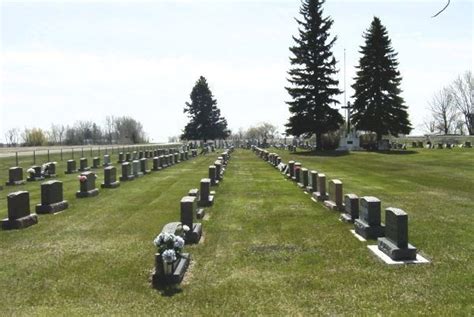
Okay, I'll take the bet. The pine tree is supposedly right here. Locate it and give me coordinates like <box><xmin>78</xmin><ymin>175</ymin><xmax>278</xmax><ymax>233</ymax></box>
<box><xmin>351</xmin><ymin>17</ymin><xmax>412</xmax><ymax>141</ymax></box>
<box><xmin>285</xmin><ymin>0</ymin><xmax>343</xmax><ymax>150</ymax></box>
<box><xmin>182</xmin><ymin>76</ymin><xmax>230</xmax><ymax>142</ymax></box>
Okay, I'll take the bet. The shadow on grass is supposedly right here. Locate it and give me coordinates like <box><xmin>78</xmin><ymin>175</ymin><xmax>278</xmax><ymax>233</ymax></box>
<box><xmin>293</xmin><ymin>150</ymin><xmax>351</xmax><ymax>157</ymax></box>
<box><xmin>153</xmin><ymin>284</ymin><xmax>183</xmax><ymax>297</ymax></box>
<box><xmin>373</xmin><ymin>150</ymin><xmax>419</xmax><ymax>155</ymax></box>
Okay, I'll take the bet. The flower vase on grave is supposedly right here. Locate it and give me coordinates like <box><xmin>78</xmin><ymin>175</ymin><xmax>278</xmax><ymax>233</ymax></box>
<box><xmin>163</xmin><ymin>260</ymin><xmax>173</xmax><ymax>275</ymax></box>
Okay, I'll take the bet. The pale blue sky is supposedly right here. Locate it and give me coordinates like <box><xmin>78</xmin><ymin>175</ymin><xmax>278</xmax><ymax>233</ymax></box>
<box><xmin>1</xmin><ymin>0</ymin><xmax>472</xmax><ymax>142</ymax></box>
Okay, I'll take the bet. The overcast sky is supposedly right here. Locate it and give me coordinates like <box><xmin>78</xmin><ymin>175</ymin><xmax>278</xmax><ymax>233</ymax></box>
<box><xmin>1</xmin><ymin>0</ymin><xmax>472</xmax><ymax>143</ymax></box>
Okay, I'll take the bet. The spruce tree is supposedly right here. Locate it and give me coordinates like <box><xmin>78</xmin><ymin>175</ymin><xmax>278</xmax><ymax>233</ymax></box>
<box><xmin>351</xmin><ymin>17</ymin><xmax>412</xmax><ymax>141</ymax></box>
<box><xmin>182</xmin><ymin>76</ymin><xmax>230</xmax><ymax>142</ymax></box>
<box><xmin>285</xmin><ymin>0</ymin><xmax>343</xmax><ymax>150</ymax></box>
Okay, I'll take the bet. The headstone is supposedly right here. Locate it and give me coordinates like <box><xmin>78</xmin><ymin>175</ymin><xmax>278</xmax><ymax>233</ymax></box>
<box><xmin>209</xmin><ymin>165</ymin><xmax>218</xmax><ymax>186</ymax></box>
<box><xmin>140</xmin><ymin>158</ymin><xmax>150</xmax><ymax>175</ymax></box>
<box><xmin>298</xmin><ymin>168</ymin><xmax>309</xmax><ymax>189</ymax></box>
<box><xmin>65</xmin><ymin>160</ymin><xmax>77</xmax><ymax>174</ymax></box>
<box><xmin>76</xmin><ymin>172</ymin><xmax>99</xmax><ymax>198</ymax></box>
<box><xmin>214</xmin><ymin>161</ymin><xmax>223</xmax><ymax>181</ymax></box>
<box><xmin>125</xmin><ymin>152</ymin><xmax>131</xmax><ymax>162</ymax></box>
<box><xmin>152</xmin><ymin>157</ymin><xmax>161</xmax><ymax>171</ymax></box>
<box><xmin>417</xmin><ymin>141</ymin><xmax>423</xmax><ymax>148</ymax></box>
<box><xmin>92</xmin><ymin>157</ymin><xmax>100</xmax><ymax>169</ymax></box>
<box><xmin>36</xmin><ymin>180</ymin><xmax>68</xmax><ymax>214</ymax></box>
<box><xmin>198</xmin><ymin>178</ymin><xmax>214</xmax><ymax>207</ymax></box>
<box><xmin>6</xmin><ymin>167</ymin><xmax>25</xmax><ymax>186</ymax></box>
<box><xmin>312</xmin><ymin>173</ymin><xmax>328</xmax><ymax>201</ymax></box>
<box><xmin>78</xmin><ymin>158</ymin><xmax>90</xmax><ymax>172</ymax></box>
<box><xmin>292</xmin><ymin>163</ymin><xmax>302</xmax><ymax>182</ymax></box>
<box><xmin>43</xmin><ymin>162</ymin><xmax>57</xmax><ymax>178</ymax></box>
<box><xmin>465</xmin><ymin>141</ymin><xmax>472</xmax><ymax>148</ymax></box>
<box><xmin>180</xmin><ymin>196</ymin><xmax>202</xmax><ymax>244</ymax></box>
<box><xmin>133</xmin><ymin>151</ymin><xmax>138</xmax><ymax>160</ymax></box>
<box><xmin>1</xmin><ymin>191</ymin><xmax>38</xmax><ymax>230</ymax></box>
<box><xmin>340</xmin><ymin>194</ymin><xmax>359</xmax><ymax>223</ymax></box>
<box><xmin>131</xmin><ymin>160</ymin><xmax>143</xmax><ymax>178</ymax></box>
<box><xmin>26</xmin><ymin>166</ymin><xmax>44</xmax><ymax>181</ymax></box>
<box><xmin>139</xmin><ymin>151</ymin><xmax>144</xmax><ymax>159</ymax></box>
<box><xmin>324</xmin><ymin>179</ymin><xmax>344</xmax><ymax>211</ymax></box>
<box><xmin>119</xmin><ymin>162</ymin><xmax>134</xmax><ymax>181</ymax></box>
<box><xmin>287</xmin><ymin>161</ymin><xmax>295</xmax><ymax>178</ymax></box>
<box><xmin>354</xmin><ymin>196</ymin><xmax>385</xmax><ymax>239</ymax></box>
<box><xmin>101</xmin><ymin>166</ymin><xmax>120</xmax><ymax>189</ymax></box>
<box><xmin>118</xmin><ymin>152</ymin><xmax>124</xmax><ymax>163</ymax></box>
<box><xmin>378</xmin><ymin>208</ymin><xmax>417</xmax><ymax>261</ymax></box>
<box><xmin>103</xmin><ymin>154</ymin><xmax>111</xmax><ymax>167</ymax></box>
<box><xmin>306</xmin><ymin>170</ymin><xmax>318</xmax><ymax>193</ymax></box>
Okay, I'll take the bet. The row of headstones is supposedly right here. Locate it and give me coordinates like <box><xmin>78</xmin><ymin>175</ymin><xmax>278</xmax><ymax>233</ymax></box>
<box><xmin>1</xmin><ymin>148</ymin><xmax>199</xmax><ymax>231</ymax></box>
<box><xmin>152</xmin><ymin>147</ymin><xmax>234</xmax><ymax>286</ymax></box>
<box><xmin>252</xmin><ymin>146</ymin><xmax>419</xmax><ymax>262</ymax></box>
<box><xmin>412</xmin><ymin>141</ymin><xmax>472</xmax><ymax>149</ymax></box>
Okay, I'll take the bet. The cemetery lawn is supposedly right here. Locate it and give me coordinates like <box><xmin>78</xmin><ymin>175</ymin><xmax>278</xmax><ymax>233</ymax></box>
<box><xmin>0</xmin><ymin>148</ymin><xmax>473</xmax><ymax>315</ymax></box>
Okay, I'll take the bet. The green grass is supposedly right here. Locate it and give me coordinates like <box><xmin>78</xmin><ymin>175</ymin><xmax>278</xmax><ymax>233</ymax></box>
<box><xmin>0</xmin><ymin>148</ymin><xmax>473</xmax><ymax>315</ymax></box>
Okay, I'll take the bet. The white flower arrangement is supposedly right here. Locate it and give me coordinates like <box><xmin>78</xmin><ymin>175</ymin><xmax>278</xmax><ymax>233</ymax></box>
<box><xmin>162</xmin><ymin>249</ymin><xmax>177</xmax><ymax>264</ymax></box>
<box><xmin>153</xmin><ymin>231</ymin><xmax>185</xmax><ymax>263</ymax></box>
<box><xmin>26</xmin><ymin>168</ymin><xmax>35</xmax><ymax>174</ymax></box>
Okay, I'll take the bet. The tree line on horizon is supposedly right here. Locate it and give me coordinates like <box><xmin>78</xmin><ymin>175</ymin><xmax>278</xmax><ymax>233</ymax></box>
<box><xmin>4</xmin><ymin>116</ymin><xmax>148</xmax><ymax>147</ymax></box>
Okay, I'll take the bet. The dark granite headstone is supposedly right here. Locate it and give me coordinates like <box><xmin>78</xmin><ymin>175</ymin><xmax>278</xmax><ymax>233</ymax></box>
<box><xmin>125</xmin><ymin>152</ymin><xmax>131</xmax><ymax>162</ymax></box>
<box><xmin>287</xmin><ymin>161</ymin><xmax>295</xmax><ymax>178</ymax></box>
<box><xmin>119</xmin><ymin>162</ymin><xmax>134</xmax><ymax>181</ymax></box>
<box><xmin>132</xmin><ymin>160</ymin><xmax>143</xmax><ymax>178</ymax></box>
<box><xmin>6</xmin><ymin>167</ymin><xmax>25</xmax><ymax>186</ymax></box>
<box><xmin>103</xmin><ymin>154</ymin><xmax>111</xmax><ymax>167</ymax></box>
<box><xmin>2</xmin><ymin>191</ymin><xmax>38</xmax><ymax>230</ymax></box>
<box><xmin>140</xmin><ymin>158</ymin><xmax>150</xmax><ymax>175</ymax></box>
<box><xmin>209</xmin><ymin>165</ymin><xmax>218</xmax><ymax>186</ymax></box>
<box><xmin>27</xmin><ymin>166</ymin><xmax>44</xmax><ymax>181</ymax></box>
<box><xmin>43</xmin><ymin>162</ymin><xmax>57</xmax><ymax>178</ymax></box>
<box><xmin>101</xmin><ymin>166</ymin><xmax>120</xmax><ymax>189</ymax></box>
<box><xmin>306</xmin><ymin>170</ymin><xmax>318</xmax><ymax>193</ymax></box>
<box><xmin>79</xmin><ymin>158</ymin><xmax>90</xmax><ymax>172</ymax></box>
<box><xmin>198</xmin><ymin>178</ymin><xmax>214</xmax><ymax>207</ymax></box>
<box><xmin>152</xmin><ymin>157</ymin><xmax>161</xmax><ymax>171</ymax></box>
<box><xmin>378</xmin><ymin>208</ymin><xmax>417</xmax><ymax>260</ymax></box>
<box><xmin>340</xmin><ymin>194</ymin><xmax>359</xmax><ymax>223</ymax></box>
<box><xmin>92</xmin><ymin>157</ymin><xmax>100</xmax><ymax>169</ymax></box>
<box><xmin>293</xmin><ymin>162</ymin><xmax>302</xmax><ymax>182</ymax></box>
<box><xmin>354</xmin><ymin>196</ymin><xmax>385</xmax><ymax>239</ymax></box>
<box><xmin>298</xmin><ymin>168</ymin><xmax>309</xmax><ymax>189</ymax></box>
<box><xmin>76</xmin><ymin>172</ymin><xmax>99</xmax><ymax>198</ymax></box>
<box><xmin>214</xmin><ymin>161</ymin><xmax>222</xmax><ymax>181</ymax></box>
<box><xmin>118</xmin><ymin>152</ymin><xmax>124</xmax><ymax>163</ymax></box>
<box><xmin>65</xmin><ymin>160</ymin><xmax>77</xmax><ymax>174</ymax></box>
<box><xmin>36</xmin><ymin>180</ymin><xmax>69</xmax><ymax>214</ymax></box>
<box><xmin>180</xmin><ymin>196</ymin><xmax>202</xmax><ymax>244</ymax></box>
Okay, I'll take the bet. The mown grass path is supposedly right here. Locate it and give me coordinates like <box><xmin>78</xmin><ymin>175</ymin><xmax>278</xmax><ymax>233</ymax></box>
<box><xmin>0</xmin><ymin>149</ymin><xmax>472</xmax><ymax>315</ymax></box>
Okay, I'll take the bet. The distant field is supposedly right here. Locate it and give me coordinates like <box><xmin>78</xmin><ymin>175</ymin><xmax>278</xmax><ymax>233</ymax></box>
<box><xmin>0</xmin><ymin>148</ymin><xmax>472</xmax><ymax>315</ymax></box>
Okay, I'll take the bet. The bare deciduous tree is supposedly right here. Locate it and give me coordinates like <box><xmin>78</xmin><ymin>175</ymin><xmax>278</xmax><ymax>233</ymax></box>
<box><xmin>4</xmin><ymin>128</ymin><xmax>20</xmax><ymax>146</ymax></box>
<box><xmin>450</xmin><ymin>71</ymin><xmax>473</xmax><ymax>135</ymax></box>
<box><xmin>428</xmin><ymin>87</ymin><xmax>458</xmax><ymax>135</ymax></box>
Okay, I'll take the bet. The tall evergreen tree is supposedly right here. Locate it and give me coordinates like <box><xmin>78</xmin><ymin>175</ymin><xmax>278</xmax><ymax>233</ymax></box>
<box><xmin>351</xmin><ymin>17</ymin><xmax>412</xmax><ymax>141</ymax></box>
<box><xmin>182</xmin><ymin>76</ymin><xmax>230</xmax><ymax>142</ymax></box>
<box><xmin>285</xmin><ymin>0</ymin><xmax>343</xmax><ymax>150</ymax></box>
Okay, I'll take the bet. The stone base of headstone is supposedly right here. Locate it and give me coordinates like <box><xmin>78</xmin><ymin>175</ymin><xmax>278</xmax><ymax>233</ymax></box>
<box><xmin>198</xmin><ymin>195</ymin><xmax>214</xmax><ymax>207</ymax></box>
<box><xmin>377</xmin><ymin>237</ymin><xmax>417</xmax><ymax>261</ymax></box>
<box><xmin>340</xmin><ymin>213</ymin><xmax>355</xmax><ymax>223</ymax></box>
<box><xmin>151</xmin><ymin>253</ymin><xmax>190</xmax><ymax>287</ymax></box>
<box><xmin>211</xmin><ymin>180</ymin><xmax>219</xmax><ymax>187</ymax></box>
<box><xmin>297</xmin><ymin>182</ymin><xmax>305</xmax><ymax>189</ymax></box>
<box><xmin>312</xmin><ymin>191</ymin><xmax>328</xmax><ymax>202</ymax></box>
<box><xmin>324</xmin><ymin>200</ymin><xmax>344</xmax><ymax>212</ymax></box>
<box><xmin>44</xmin><ymin>173</ymin><xmax>57</xmax><ymax>179</ymax></box>
<box><xmin>142</xmin><ymin>169</ymin><xmax>151</xmax><ymax>175</ymax></box>
<box><xmin>5</xmin><ymin>180</ymin><xmax>26</xmax><ymax>186</ymax></box>
<box><xmin>36</xmin><ymin>200</ymin><xmax>69</xmax><ymax>214</ymax></box>
<box><xmin>184</xmin><ymin>223</ymin><xmax>202</xmax><ymax>244</ymax></box>
<box><xmin>78</xmin><ymin>168</ymin><xmax>90</xmax><ymax>172</ymax></box>
<box><xmin>119</xmin><ymin>175</ymin><xmax>135</xmax><ymax>182</ymax></box>
<box><xmin>134</xmin><ymin>172</ymin><xmax>144</xmax><ymax>178</ymax></box>
<box><xmin>152</xmin><ymin>166</ymin><xmax>162</xmax><ymax>172</ymax></box>
<box><xmin>188</xmin><ymin>189</ymin><xmax>199</xmax><ymax>197</ymax></box>
<box><xmin>65</xmin><ymin>170</ymin><xmax>77</xmax><ymax>175</ymax></box>
<box><xmin>305</xmin><ymin>186</ymin><xmax>314</xmax><ymax>193</ymax></box>
<box><xmin>354</xmin><ymin>220</ymin><xmax>385</xmax><ymax>240</ymax></box>
<box><xmin>196</xmin><ymin>208</ymin><xmax>205</xmax><ymax>220</ymax></box>
<box><xmin>1</xmin><ymin>214</ymin><xmax>38</xmax><ymax>230</ymax></box>
<box><xmin>27</xmin><ymin>176</ymin><xmax>45</xmax><ymax>182</ymax></box>
<box><xmin>76</xmin><ymin>188</ymin><xmax>99</xmax><ymax>198</ymax></box>
<box><xmin>101</xmin><ymin>181</ymin><xmax>120</xmax><ymax>189</ymax></box>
